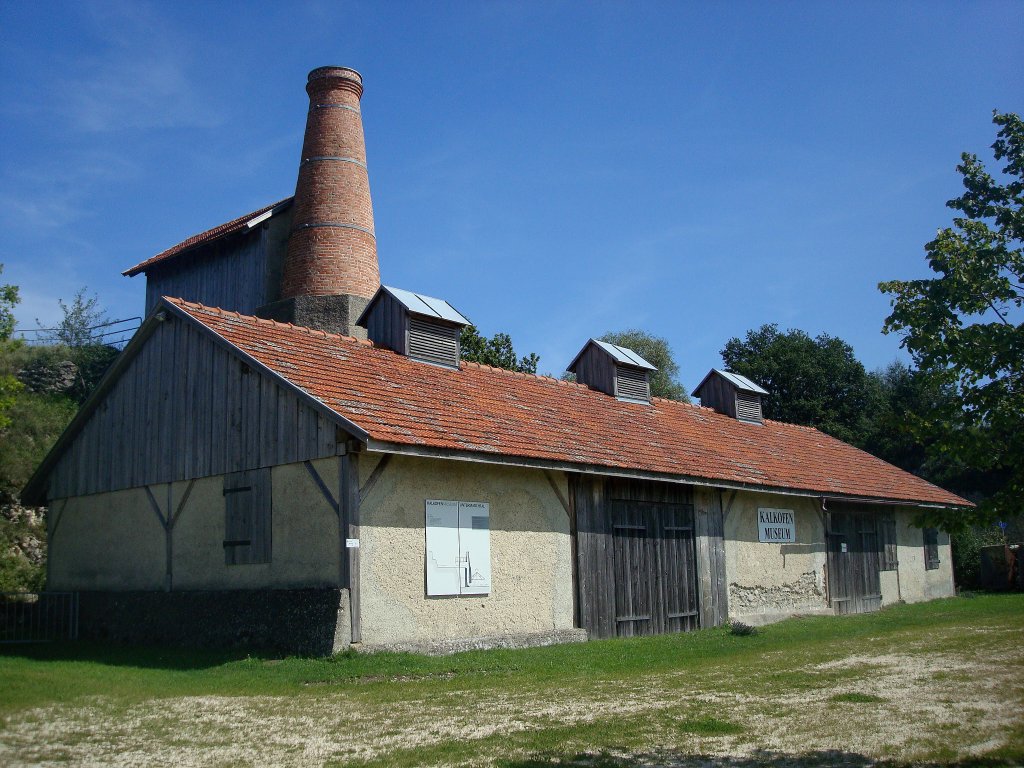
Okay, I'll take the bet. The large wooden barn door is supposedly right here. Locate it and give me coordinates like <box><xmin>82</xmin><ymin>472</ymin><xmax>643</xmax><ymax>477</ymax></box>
<box><xmin>573</xmin><ymin>475</ymin><xmax>714</xmax><ymax>639</ymax></box>
<box><xmin>826</xmin><ymin>509</ymin><xmax>882</xmax><ymax>615</ymax></box>
<box><xmin>608</xmin><ymin>499</ymin><xmax>699</xmax><ymax>638</ymax></box>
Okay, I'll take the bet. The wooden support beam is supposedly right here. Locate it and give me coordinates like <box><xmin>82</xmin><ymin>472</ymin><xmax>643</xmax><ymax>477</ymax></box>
<box><xmin>544</xmin><ymin>470</ymin><xmax>570</xmax><ymax>516</ymax></box>
<box><xmin>694</xmin><ymin>487</ymin><xmax>728</xmax><ymax>629</ymax></box>
<box><xmin>143</xmin><ymin>485</ymin><xmax>168</xmax><ymax>528</ymax></box>
<box><xmin>304</xmin><ymin>460</ymin><xmax>340</xmax><ymax>515</ymax></box>
<box><xmin>359</xmin><ymin>453</ymin><xmax>391</xmax><ymax>505</ymax></box>
<box><xmin>169</xmin><ymin>479</ymin><xmax>196</xmax><ymax>528</ymax></box>
<box><xmin>45</xmin><ymin>498</ymin><xmax>69</xmax><ymax>588</ymax></box>
<box><xmin>340</xmin><ymin>452</ymin><xmax>361</xmax><ymax>643</ymax></box>
<box><xmin>144</xmin><ymin>485</ymin><xmax>174</xmax><ymax>592</ymax></box>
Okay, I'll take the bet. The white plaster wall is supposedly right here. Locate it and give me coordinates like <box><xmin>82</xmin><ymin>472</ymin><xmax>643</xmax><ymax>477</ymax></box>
<box><xmin>48</xmin><ymin>457</ymin><xmax>341</xmax><ymax>592</ymax></box>
<box><xmin>357</xmin><ymin>455</ymin><xmax>574</xmax><ymax>646</ymax></box>
<box><xmin>889</xmin><ymin>508</ymin><xmax>956</xmax><ymax>603</ymax></box>
<box><xmin>723</xmin><ymin>491</ymin><xmax>830</xmax><ymax>624</ymax></box>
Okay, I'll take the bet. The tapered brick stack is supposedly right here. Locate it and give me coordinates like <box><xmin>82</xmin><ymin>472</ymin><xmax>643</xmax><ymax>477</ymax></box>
<box><xmin>258</xmin><ymin>66</ymin><xmax>380</xmax><ymax>337</ymax></box>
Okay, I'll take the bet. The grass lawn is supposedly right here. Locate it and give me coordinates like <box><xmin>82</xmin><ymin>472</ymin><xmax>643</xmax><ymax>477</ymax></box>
<box><xmin>1</xmin><ymin>593</ymin><xmax>1022</xmax><ymax>767</ymax></box>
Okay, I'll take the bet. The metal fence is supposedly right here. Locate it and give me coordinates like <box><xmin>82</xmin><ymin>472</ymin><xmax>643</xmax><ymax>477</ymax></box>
<box><xmin>0</xmin><ymin>592</ymin><xmax>79</xmax><ymax>643</ymax></box>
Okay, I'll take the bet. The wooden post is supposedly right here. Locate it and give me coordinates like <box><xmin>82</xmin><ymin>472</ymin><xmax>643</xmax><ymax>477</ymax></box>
<box><xmin>340</xmin><ymin>450</ymin><xmax>361</xmax><ymax>643</ymax></box>
<box><xmin>694</xmin><ymin>487</ymin><xmax>727</xmax><ymax>628</ymax></box>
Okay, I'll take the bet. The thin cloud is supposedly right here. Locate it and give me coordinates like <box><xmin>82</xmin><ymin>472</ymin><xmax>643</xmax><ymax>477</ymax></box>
<box><xmin>58</xmin><ymin>1</ymin><xmax>222</xmax><ymax>133</ymax></box>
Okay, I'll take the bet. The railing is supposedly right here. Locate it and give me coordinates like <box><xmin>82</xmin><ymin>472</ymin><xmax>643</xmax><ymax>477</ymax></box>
<box><xmin>0</xmin><ymin>592</ymin><xmax>79</xmax><ymax>643</ymax></box>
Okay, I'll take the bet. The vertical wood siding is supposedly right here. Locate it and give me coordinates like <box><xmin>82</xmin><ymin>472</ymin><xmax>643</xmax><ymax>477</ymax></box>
<box><xmin>47</xmin><ymin>316</ymin><xmax>340</xmax><ymax>500</ymax></box>
<box><xmin>695</xmin><ymin>375</ymin><xmax>738</xmax><ymax>419</ymax></box>
<box><xmin>144</xmin><ymin>224</ymin><xmax>279</xmax><ymax>315</ymax></box>
<box><xmin>364</xmin><ymin>290</ymin><xmax>409</xmax><ymax>355</ymax></box>
<box><xmin>571</xmin><ymin>345</ymin><xmax>615</xmax><ymax>397</ymax></box>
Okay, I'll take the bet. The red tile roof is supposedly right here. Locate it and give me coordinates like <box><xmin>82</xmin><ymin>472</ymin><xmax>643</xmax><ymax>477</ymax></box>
<box><xmin>123</xmin><ymin>198</ymin><xmax>293</xmax><ymax>276</ymax></box>
<box><xmin>166</xmin><ymin>297</ymin><xmax>970</xmax><ymax>508</ymax></box>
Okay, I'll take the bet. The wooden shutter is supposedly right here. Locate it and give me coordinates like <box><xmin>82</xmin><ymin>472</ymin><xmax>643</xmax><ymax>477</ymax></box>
<box><xmin>878</xmin><ymin>512</ymin><xmax>898</xmax><ymax>571</ymax></box>
<box><xmin>223</xmin><ymin>468</ymin><xmax>272</xmax><ymax>565</ymax></box>
<box><xmin>615</xmin><ymin>365</ymin><xmax>650</xmax><ymax>402</ymax></box>
<box><xmin>734</xmin><ymin>391</ymin><xmax>763</xmax><ymax>423</ymax></box>
<box><xmin>923</xmin><ymin>527</ymin><xmax>940</xmax><ymax>570</ymax></box>
<box><xmin>407</xmin><ymin>317</ymin><xmax>460</xmax><ymax>367</ymax></box>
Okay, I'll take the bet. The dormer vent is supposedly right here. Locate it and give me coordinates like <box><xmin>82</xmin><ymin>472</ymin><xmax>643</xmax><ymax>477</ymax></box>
<box><xmin>692</xmin><ymin>369</ymin><xmax>769</xmax><ymax>424</ymax></box>
<box><xmin>567</xmin><ymin>339</ymin><xmax>657</xmax><ymax>403</ymax></box>
<box><xmin>356</xmin><ymin>285</ymin><xmax>470</xmax><ymax>368</ymax></box>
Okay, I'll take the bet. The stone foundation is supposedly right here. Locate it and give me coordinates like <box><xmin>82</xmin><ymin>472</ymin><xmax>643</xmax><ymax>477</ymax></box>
<box><xmin>360</xmin><ymin>627</ymin><xmax>588</xmax><ymax>656</ymax></box>
<box><xmin>77</xmin><ymin>588</ymin><xmax>350</xmax><ymax>656</ymax></box>
<box><xmin>256</xmin><ymin>294</ymin><xmax>369</xmax><ymax>338</ymax></box>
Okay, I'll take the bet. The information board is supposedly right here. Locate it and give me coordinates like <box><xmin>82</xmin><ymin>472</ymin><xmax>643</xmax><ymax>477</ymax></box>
<box><xmin>425</xmin><ymin>500</ymin><xmax>491</xmax><ymax>596</ymax></box>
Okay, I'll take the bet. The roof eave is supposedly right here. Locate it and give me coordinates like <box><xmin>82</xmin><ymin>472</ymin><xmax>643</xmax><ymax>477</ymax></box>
<box><xmin>363</xmin><ymin>438</ymin><xmax>971</xmax><ymax>510</ymax></box>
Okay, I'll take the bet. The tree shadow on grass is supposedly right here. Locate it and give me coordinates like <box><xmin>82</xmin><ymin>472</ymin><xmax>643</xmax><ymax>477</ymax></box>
<box><xmin>0</xmin><ymin>640</ymin><xmax>280</xmax><ymax>670</ymax></box>
<box><xmin>497</xmin><ymin>749</ymin><xmax>1019</xmax><ymax>768</ymax></box>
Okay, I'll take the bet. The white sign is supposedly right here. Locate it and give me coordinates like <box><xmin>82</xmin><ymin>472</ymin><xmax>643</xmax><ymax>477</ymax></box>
<box><xmin>345</xmin><ymin>538</ymin><xmax>360</xmax><ymax>549</ymax></box>
<box><xmin>425</xmin><ymin>500</ymin><xmax>491</xmax><ymax>596</ymax></box>
<box><xmin>758</xmin><ymin>508</ymin><xmax>796</xmax><ymax>543</ymax></box>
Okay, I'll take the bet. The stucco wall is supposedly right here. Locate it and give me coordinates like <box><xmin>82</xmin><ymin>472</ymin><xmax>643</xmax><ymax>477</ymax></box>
<box><xmin>357</xmin><ymin>454</ymin><xmax>574</xmax><ymax>647</ymax></box>
<box><xmin>48</xmin><ymin>489</ymin><xmax>166</xmax><ymax>591</ymax></box>
<box><xmin>48</xmin><ymin>457</ymin><xmax>341</xmax><ymax>592</ymax></box>
<box><xmin>887</xmin><ymin>508</ymin><xmax>956</xmax><ymax>603</ymax></box>
<box><xmin>723</xmin><ymin>491</ymin><xmax>830</xmax><ymax>624</ymax></box>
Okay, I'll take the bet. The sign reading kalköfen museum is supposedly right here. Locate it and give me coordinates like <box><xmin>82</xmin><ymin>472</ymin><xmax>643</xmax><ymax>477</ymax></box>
<box><xmin>758</xmin><ymin>508</ymin><xmax>796</xmax><ymax>543</ymax></box>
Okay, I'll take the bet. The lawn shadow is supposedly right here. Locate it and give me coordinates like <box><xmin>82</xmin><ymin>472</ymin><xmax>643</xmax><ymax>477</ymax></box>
<box><xmin>0</xmin><ymin>640</ymin><xmax>281</xmax><ymax>670</ymax></box>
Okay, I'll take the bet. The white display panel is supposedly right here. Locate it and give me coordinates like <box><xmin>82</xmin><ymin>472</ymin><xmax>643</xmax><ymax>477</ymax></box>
<box><xmin>425</xmin><ymin>500</ymin><xmax>490</xmax><ymax>596</ymax></box>
<box><xmin>458</xmin><ymin>502</ymin><xmax>491</xmax><ymax>595</ymax></box>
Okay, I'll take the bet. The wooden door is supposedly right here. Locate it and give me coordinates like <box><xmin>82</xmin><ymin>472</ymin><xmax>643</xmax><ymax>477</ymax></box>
<box><xmin>610</xmin><ymin>500</ymin><xmax>698</xmax><ymax>637</ymax></box>
<box><xmin>827</xmin><ymin>509</ymin><xmax>882</xmax><ymax>614</ymax></box>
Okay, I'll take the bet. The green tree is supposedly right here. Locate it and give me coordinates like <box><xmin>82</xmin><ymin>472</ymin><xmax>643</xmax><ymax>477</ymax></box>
<box><xmin>720</xmin><ymin>324</ymin><xmax>876</xmax><ymax>445</ymax></box>
<box><xmin>0</xmin><ymin>264</ymin><xmax>18</xmax><ymax>342</ymax></box>
<box><xmin>41</xmin><ymin>288</ymin><xmax>107</xmax><ymax>347</ymax></box>
<box><xmin>36</xmin><ymin>289</ymin><xmax>120</xmax><ymax>403</ymax></box>
<box><xmin>460</xmin><ymin>325</ymin><xmax>540</xmax><ymax>374</ymax></box>
<box><xmin>598</xmin><ymin>329</ymin><xmax>689</xmax><ymax>402</ymax></box>
<box><xmin>0</xmin><ymin>264</ymin><xmax>24</xmax><ymax>430</ymax></box>
<box><xmin>880</xmin><ymin>111</ymin><xmax>1023</xmax><ymax>524</ymax></box>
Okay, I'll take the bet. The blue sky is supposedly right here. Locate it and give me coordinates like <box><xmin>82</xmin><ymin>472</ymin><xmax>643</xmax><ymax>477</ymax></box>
<box><xmin>1</xmin><ymin>1</ymin><xmax>1020</xmax><ymax>385</ymax></box>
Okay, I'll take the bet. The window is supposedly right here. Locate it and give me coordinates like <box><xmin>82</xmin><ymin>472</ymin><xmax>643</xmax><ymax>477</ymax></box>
<box><xmin>923</xmin><ymin>527</ymin><xmax>940</xmax><ymax>571</ymax></box>
<box><xmin>223</xmin><ymin>468</ymin><xmax>272</xmax><ymax>565</ymax></box>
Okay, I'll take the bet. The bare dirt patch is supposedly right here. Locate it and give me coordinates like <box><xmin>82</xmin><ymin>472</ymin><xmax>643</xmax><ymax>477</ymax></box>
<box><xmin>1</xmin><ymin>627</ymin><xmax>1022</xmax><ymax>766</ymax></box>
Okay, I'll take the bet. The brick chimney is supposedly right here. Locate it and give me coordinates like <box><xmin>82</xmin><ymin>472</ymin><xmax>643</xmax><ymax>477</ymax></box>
<box><xmin>257</xmin><ymin>66</ymin><xmax>380</xmax><ymax>337</ymax></box>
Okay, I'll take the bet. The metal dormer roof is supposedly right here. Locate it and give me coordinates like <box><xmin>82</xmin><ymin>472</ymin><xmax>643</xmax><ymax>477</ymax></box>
<box><xmin>356</xmin><ymin>285</ymin><xmax>471</xmax><ymax>327</ymax></box>
<box><xmin>692</xmin><ymin>368</ymin><xmax>769</xmax><ymax>397</ymax></box>
<box><xmin>567</xmin><ymin>338</ymin><xmax>657</xmax><ymax>372</ymax></box>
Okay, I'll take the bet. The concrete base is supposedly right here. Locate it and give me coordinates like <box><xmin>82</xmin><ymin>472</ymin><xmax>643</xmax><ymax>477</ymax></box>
<box><xmin>360</xmin><ymin>627</ymin><xmax>588</xmax><ymax>656</ymax></box>
<box><xmin>256</xmin><ymin>294</ymin><xmax>369</xmax><ymax>339</ymax></box>
<box><xmin>730</xmin><ymin>608</ymin><xmax>834</xmax><ymax>627</ymax></box>
<box><xmin>77</xmin><ymin>588</ymin><xmax>350</xmax><ymax>656</ymax></box>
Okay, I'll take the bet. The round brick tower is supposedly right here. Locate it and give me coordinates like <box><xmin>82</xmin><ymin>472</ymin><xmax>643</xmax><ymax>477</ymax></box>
<box><xmin>259</xmin><ymin>66</ymin><xmax>381</xmax><ymax>337</ymax></box>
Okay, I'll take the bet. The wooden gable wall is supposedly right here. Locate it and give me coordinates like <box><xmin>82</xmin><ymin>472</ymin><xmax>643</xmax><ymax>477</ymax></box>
<box><xmin>143</xmin><ymin>211</ymin><xmax>291</xmax><ymax>315</ymax></box>
<box><xmin>46</xmin><ymin>312</ymin><xmax>340</xmax><ymax>501</ymax></box>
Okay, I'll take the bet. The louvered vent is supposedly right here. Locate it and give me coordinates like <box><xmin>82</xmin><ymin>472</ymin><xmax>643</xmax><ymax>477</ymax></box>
<box><xmin>408</xmin><ymin>317</ymin><xmax>460</xmax><ymax>368</ymax></box>
<box><xmin>735</xmin><ymin>390</ymin><xmax>763</xmax><ymax>424</ymax></box>
<box><xmin>615</xmin><ymin>365</ymin><xmax>650</xmax><ymax>402</ymax></box>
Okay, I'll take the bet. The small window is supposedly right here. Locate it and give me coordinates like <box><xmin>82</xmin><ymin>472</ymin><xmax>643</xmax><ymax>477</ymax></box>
<box><xmin>879</xmin><ymin>512</ymin><xmax>898</xmax><ymax>571</ymax></box>
<box><xmin>923</xmin><ymin>527</ymin><xmax>940</xmax><ymax>571</ymax></box>
<box><xmin>224</xmin><ymin>468</ymin><xmax>272</xmax><ymax>565</ymax></box>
